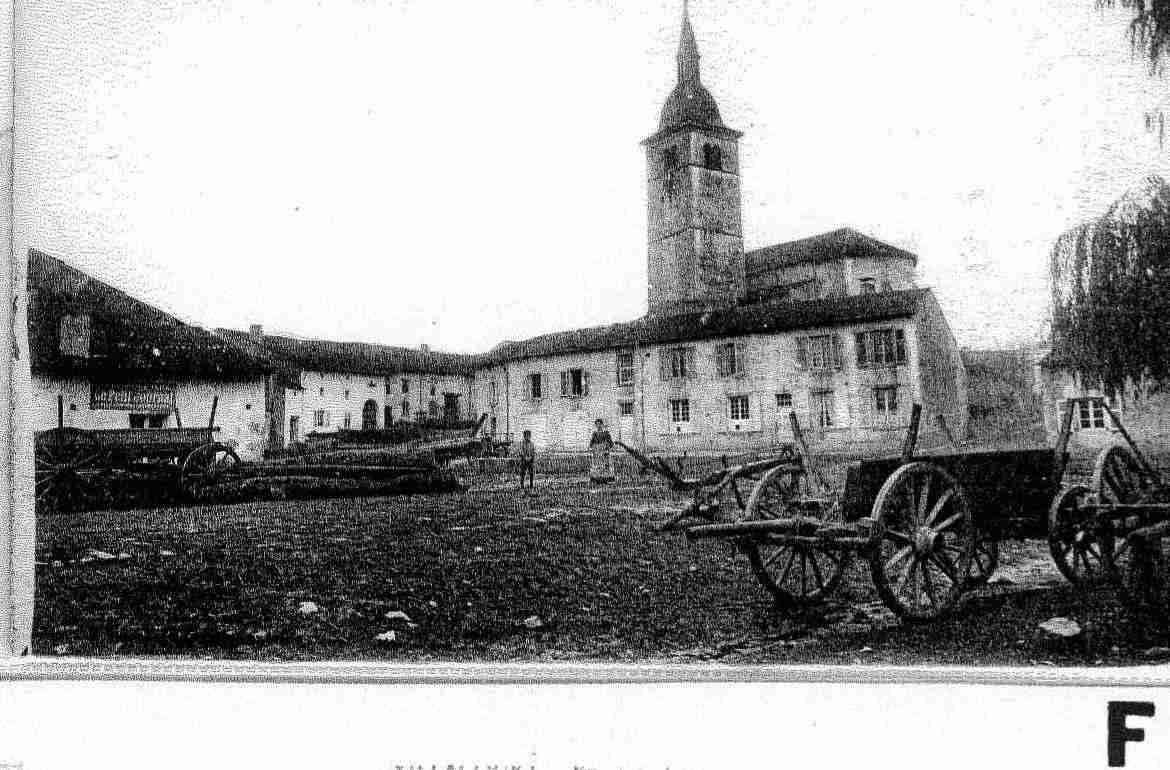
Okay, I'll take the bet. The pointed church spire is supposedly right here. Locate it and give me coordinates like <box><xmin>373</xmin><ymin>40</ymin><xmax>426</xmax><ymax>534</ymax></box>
<box><xmin>677</xmin><ymin>0</ymin><xmax>701</xmax><ymax>84</ymax></box>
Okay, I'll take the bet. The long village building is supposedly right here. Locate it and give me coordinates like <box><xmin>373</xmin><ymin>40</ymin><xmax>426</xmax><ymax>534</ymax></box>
<box><xmin>27</xmin><ymin>7</ymin><xmax>966</xmax><ymax>457</ymax></box>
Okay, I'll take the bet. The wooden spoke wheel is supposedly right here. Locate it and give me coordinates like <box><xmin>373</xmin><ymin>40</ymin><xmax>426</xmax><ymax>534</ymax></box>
<box><xmin>965</xmin><ymin>531</ymin><xmax>1000</xmax><ymax>588</ymax></box>
<box><xmin>741</xmin><ymin>463</ymin><xmax>850</xmax><ymax>605</ymax></box>
<box><xmin>1048</xmin><ymin>484</ymin><xmax>1110</xmax><ymax>584</ymax></box>
<box><xmin>35</xmin><ymin>428</ymin><xmax>102</xmax><ymax>513</ymax></box>
<box><xmin>1093</xmin><ymin>445</ymin><xmax>1154</xmax><ymax>587</ymax></box>
<box><xmin>181</xmin><ymin>442</ymin><xmax>242</xmax><ymax>499</ymax></box>
<box><xmin>868</xmin><ymin>462</ymin><xmax>975</xmax><ymax>621</ymax></box>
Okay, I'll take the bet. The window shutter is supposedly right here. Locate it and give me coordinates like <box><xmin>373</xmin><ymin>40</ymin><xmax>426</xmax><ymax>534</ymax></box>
<box><xmin>685</xmin><ymin>347</ymin><xmax>697</xmax><ymax>379</ymax></box>
<box><xmin>542</xmin><ymin>374</ymin><xmax>549</xmax><ymax>399</ymax></box>
<box><xmin>855</xmin><ymin>332</ymin><xmax>868</xmax><ymax>368</ymax></box>
<box><xmin>895</xmin><ymin>329</ymin><xmax>907</xmax><ymax>364</ymax></box>
<box><xmin>560</xmin><ymin>371</ymin><xmax>568</xmax><ymax>397</ymax></box>
<box><xmin>615</xmin><ymin>353</ymin><xmax>622</xmax><ymax>384</ymax></box>
<box><xmin>795</xmin><ymin>337</ymin><xmax>807</xmax><ymax>369</ymax></box>
<box><xmin>713</xmin><ymin>345</ymin><xmax>723</xmax><ymax>376</ymax></box>
<box><xmin>659</xmin><ymin>350</ymin><xmax>670</xmax><ymax>380</ymax></box>
<box><xmin>831</xmin><ymin>335</ymin><xmax>844</xmax><ymax>370</ymax></box>
<box><xmin>582</xmin><ymin>370</ymin><xmax>591</xmax><ymax>397</ymax></box>
<box><xmin>734</xmin><ymin>344</ymin><xmax>746</xmax><ymax>377</ymax></box>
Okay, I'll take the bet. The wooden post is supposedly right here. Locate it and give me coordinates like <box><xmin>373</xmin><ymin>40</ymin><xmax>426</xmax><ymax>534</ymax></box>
<box><xmin>788</xmin><ymin>411</ymin><xmax>828</xmax><ymax>494</ymax></box>
<box><xmin>57</xmin><ymin>395</ymin><xmax>64</xmax><ymax>429</ymax></box>
<box><xmin>900</xmin><ymin>403</ymin><xmax>922</xmax><ymax>464</ymax></box>
<box><xmin>1097</xmin><ymin>396</ymin><xmax>1159</xmax><ymax>482</ymax></box>
<box><xmin>1051</xmin><ymin>398</ymin><xmax>1076</xmax><ymax>484</ymax></box>
<box><xmin>934</xmin><ymin>413</ymin><xmax>957</xmax><ymax>448</ymax></box>
<box><xmin>208</xmin><ymin>396</ymin><xmax>219</xmax><ymax>443</ymax></box>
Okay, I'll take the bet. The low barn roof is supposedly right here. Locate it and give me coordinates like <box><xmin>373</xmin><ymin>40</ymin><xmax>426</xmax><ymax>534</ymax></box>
<box><xmin>485</xmin><ymin>288</ymin><xmax>929</xmax><ymax>364</ymax></box>
<box><xmin>216</xmin><ymin>331</ymin><xmax>478</xmax><ymax>379</ymax></box>
<box><xmin>27</xmin><ymin>248</ymin><xmax>271</xmax><ymax>382</ymax></box>
<box><xmin>745</xmin><ymin>228</ymin><xmax>918</xmax><ymax>276</ymax></box>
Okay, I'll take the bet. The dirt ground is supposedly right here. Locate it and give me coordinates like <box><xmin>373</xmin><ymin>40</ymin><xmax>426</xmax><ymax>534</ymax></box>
<box><xmin>32</xmin><ymin>470</ymin><xmax>1170</xmax><ymax>665</ymax></box>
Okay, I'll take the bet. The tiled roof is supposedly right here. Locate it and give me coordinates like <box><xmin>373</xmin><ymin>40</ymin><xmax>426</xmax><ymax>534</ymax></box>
<box><xmin>217</xmin><ymin>331</ymin><xmax>478</xmax><ymax>378</ymax></box>
<box><xmin>484</xmin><ymin>289</ymin><xmax>929</xmax><ymax>364</ymax></box>
<box><xmin>27</xmin><ymin>249</ymin><xmax>271</xmax><ymax>381</ymax></box>
<box><xmin>745</xmin><ymin>228</ymin><xmax>918</xmax><ymax>275</ymax></box>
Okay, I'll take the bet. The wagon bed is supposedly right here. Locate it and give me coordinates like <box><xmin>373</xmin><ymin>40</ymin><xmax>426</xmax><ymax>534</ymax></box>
<box><xmin>842</xmin><ymin>446</ymin><xmax>1059</xmax><ymax>539</ymax></box>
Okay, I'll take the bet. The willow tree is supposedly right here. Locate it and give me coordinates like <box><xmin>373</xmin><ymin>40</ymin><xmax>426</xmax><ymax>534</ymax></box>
<box><xmin>1049</xmin><ymin>178</ymin><xmax>1170</xmax><ymax>397</ymax></box>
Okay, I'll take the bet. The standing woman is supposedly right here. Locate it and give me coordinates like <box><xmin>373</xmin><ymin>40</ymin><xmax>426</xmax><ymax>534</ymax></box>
<box><xmin>589</xmin><ymin>418</ymin><xmax>615</xmax><ymax>485</ymax></box>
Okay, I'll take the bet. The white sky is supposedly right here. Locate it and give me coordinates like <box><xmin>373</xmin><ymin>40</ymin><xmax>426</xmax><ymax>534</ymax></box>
<box><xmin>14</xmin><ymin>0</ymin><xmax>1170</xmax><ymax>353</ymax></box>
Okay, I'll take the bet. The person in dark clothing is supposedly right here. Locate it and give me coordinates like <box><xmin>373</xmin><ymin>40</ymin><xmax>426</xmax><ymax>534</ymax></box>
<box><xmin>518</xmin><ymin>430</ymin><xmax>536</xmax><ymax>493</ymax></box>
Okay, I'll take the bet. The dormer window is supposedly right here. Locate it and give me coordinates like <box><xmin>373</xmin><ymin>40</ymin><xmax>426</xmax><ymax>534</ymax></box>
<box><xmin>702</xmin><ymin>143</ymin><xmax>723</xmax><ymax>171</ymax></box>
<box><xmin>58</xmin><ymin>314</ymin><xmax>91</xmax><ymax>358</ymax></box>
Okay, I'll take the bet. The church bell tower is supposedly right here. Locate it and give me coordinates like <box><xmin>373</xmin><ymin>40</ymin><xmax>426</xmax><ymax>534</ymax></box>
<box><xmin>643</xmin><ymin>2</ymin><xmax>745</xmax><ymax>317</ymax></box>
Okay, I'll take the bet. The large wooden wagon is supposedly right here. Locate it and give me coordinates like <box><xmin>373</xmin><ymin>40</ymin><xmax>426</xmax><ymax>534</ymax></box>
<box><xmin>35</xmin><ymin>395</ymin><xmax>240</xmax><ymax>512</ymax></box>
<box><xmin>621</xmin><ymin>398</ymin><xmax>1125</xmax><ymax>621</ymax></box>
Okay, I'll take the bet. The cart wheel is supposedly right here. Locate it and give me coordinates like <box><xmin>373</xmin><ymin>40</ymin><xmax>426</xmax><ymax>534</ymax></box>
<box><xmin>181</xmin><ymin>442</ymin><xmax>242</xmax><ymax>499</ymax></box>
<box><xmin>746</xmin><ymin>540</ymin><xmax>848</xmax><ymax>606</ymax></box>
<box><xmin>741</xmin><ymin>463</ymin><xmax>850</xmax><ymax>605</ymax></box>
<box><xmin>868</xmin><ymin>461</ymin><xmax>974</xmax><ymax>621</ymax></box>
<box><xmin>1093</xmin><ymin>444</ymin><xmax>1153</xmax><ymax>586</ymax></box>
<box><xmin>965</xmin><ymin>532</ymin><xmax>999</xmax><ymax>588</ymax></box>
<box><xmin>1048</xmin><ymin>484</ymin><xmax>1110</xmax><ymax>584</ymax></box>
<box><xmin>35</xmin><ymin>428</ymin><xmax>102</xmax><ymax>514</ymax></box>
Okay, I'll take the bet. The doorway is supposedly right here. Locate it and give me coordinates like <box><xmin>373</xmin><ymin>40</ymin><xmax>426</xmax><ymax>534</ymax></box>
<box><xmin>362</xmin><ymin>399</ymin><xmax>378</xmax><ymax>431</ymax></box>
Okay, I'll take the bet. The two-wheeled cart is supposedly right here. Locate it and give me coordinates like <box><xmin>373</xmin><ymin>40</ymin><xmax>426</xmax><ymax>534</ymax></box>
<box><xmin>621</xmin><ymin>399</ymin><xmax>1119</xmax><ymax>621</ymax></box>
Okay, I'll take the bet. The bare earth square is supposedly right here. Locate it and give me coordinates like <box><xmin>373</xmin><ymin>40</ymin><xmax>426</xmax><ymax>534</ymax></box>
<box><xmin>33</xmin><ymin>472</ymin><xmax>1168</xmax><ymax>666</ymax></box>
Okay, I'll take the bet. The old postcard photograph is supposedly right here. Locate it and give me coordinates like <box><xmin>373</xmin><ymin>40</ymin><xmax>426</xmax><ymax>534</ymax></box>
<box><xmin>9</xmin><ymin>0</ymin><xmax>1170</xmax><ymax>676</ymax></box>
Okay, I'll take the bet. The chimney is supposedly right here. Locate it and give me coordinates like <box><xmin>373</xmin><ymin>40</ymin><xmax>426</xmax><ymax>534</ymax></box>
<box><xmin>249</xmin><ymin>324</ymin><xmax>263</xmax><ymax>338</ymax></box>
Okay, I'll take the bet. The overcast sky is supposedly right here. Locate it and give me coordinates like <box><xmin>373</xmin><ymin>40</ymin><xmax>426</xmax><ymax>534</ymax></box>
<box><xmin>15</xmin><ymin>0</ymin><xmax>1170</xmax><ymax>353</ymax></box>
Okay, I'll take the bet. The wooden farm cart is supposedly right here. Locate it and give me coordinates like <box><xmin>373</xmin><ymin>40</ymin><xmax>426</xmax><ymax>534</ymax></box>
<box><xmin>1047</xmin><ymin>396</ymin><xmax>1170</xmax><ymax>622</ymax></box>
<box><xmin>34</xmin><ymin>395</ymin><xmax>241</xmax><ymax>511</ymax></box>
<box><xmin>620</xmin><ymin>403</ymin><xmax>1072</xmax><ymax>621</ymax></box>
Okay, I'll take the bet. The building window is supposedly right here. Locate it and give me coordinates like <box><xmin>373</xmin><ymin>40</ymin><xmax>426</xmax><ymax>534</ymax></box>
<box><xmin>859</xmin><ymin>277</ymin><xmax>876</xmax><ymax>295</ymax></box>
<box><xmin>618</xmin><ymin>400</ymin><xmax>635</xmax><ymax>417</ymax></box>
<box><xmin>430</xmin><ymin>385</ymin><xmax>436</xmax><ymax>396</ymax></box>
<box><xmin>401</xmin><ymin>379</ymin><xmax>410</xmax><ymax>394</ymax></box>
<box><xmin>663</xmin><ymin>146</ymin><xmax>679</xmax><ymax>172</ymax></box>
<box><xmin>670</xmin><ymin>398</ymin><xmax>691</xmax><ymax>423</ymax></box>
<box><xmin>344</xmin><ymin>389</ymin><xmax>350</xmax><ymax>399</ymax></box>
<box><xmin>702</xmin><ymin>143</ymin><xmax>723</xmax><ymax>170</ymax></box>
<box><xmin>796</xmin><ymin>335</ymin><xmax>843</xmax><ymax>371</ymax></box>
<box><xmin>716</xmin><ymin>342</ymin><xmax>745</xmax><ymax>377</ymax></box>
<box><xmin>728</xmin><ymin>395</ymin><xmax>750</xmax><ymax>421</ymax></box>
<box><xmin>129</xmin><ymin>414</ymin><xmax>167</xmax><ymax>429</ymax></box>
<box><xmin>529</xmin><ymin>373</ymin><xmax>543</xmax><ymax>400</ymax></box>
<box><xmin>1077</xmin><ymin>400</ymin><xmax>1106</xmax><ymax>429</ymax></box>
<box><xmin>489</xmin><ymin>380</ymin><xmax>498</xmax><ymax>405</ymax></box>
<box><xmin>662</xmin><ymin>346</ymin><xmax>696</xmax><ymax>379</ymax></box>
<box><xmin>874</xmin><ymin>386</ymin><xmax>899</xmax><ymax>413</ymax></box>
<box><xmin>776</xmin><ymin>392</ymin><xmax>793</xmax><ymax>409</ymax></box>
<box><xmin>880</xmin><ymin>279</ymin><xmax>893</xmax><ymax>292</ymax></box>
<box><xmin>428</xmin><ymin>400</ymin><xmax>439</xmax><ymax>418</ymax></box>
<box><xmin>616</xmin><ymin>351</ymin><xmax>635</xmax><ymax>387</ymax></box>
<box><xmin>343</xmin><ymin>412</ymin><xmax>353</xmax><ymax>429</ymax></box>
<box><xmin>855</xmin><ymin>328</ymin><xmax>907</xmax><ymax>368</ymax></box>
<box><xmin>385</xmin><ymin>382</ymin><xmax>393</xmax><ymax>395</ymax></box>
<box><xmin>561</xmin><ymin>368</ymin><xmax>588</xmax><ymax>397</ymax></box>
<box><xmin>318</xmin><ymin>387</ymin><xmax>325</xmax><ymax>397</ymax></box>
<box><xmin>401</xmin><ymin>399</ymin><xmax>410</xmax><ymax>418</ymax></box>
<box><xmin>812</xmin><ymin>390</ymin><xmax>836</xmax><ymax>429</ymax></box>
<box><xmin>314</xmin><ymin>410</ymin><xmax>327</xmax><ymax>428</ymax></box>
